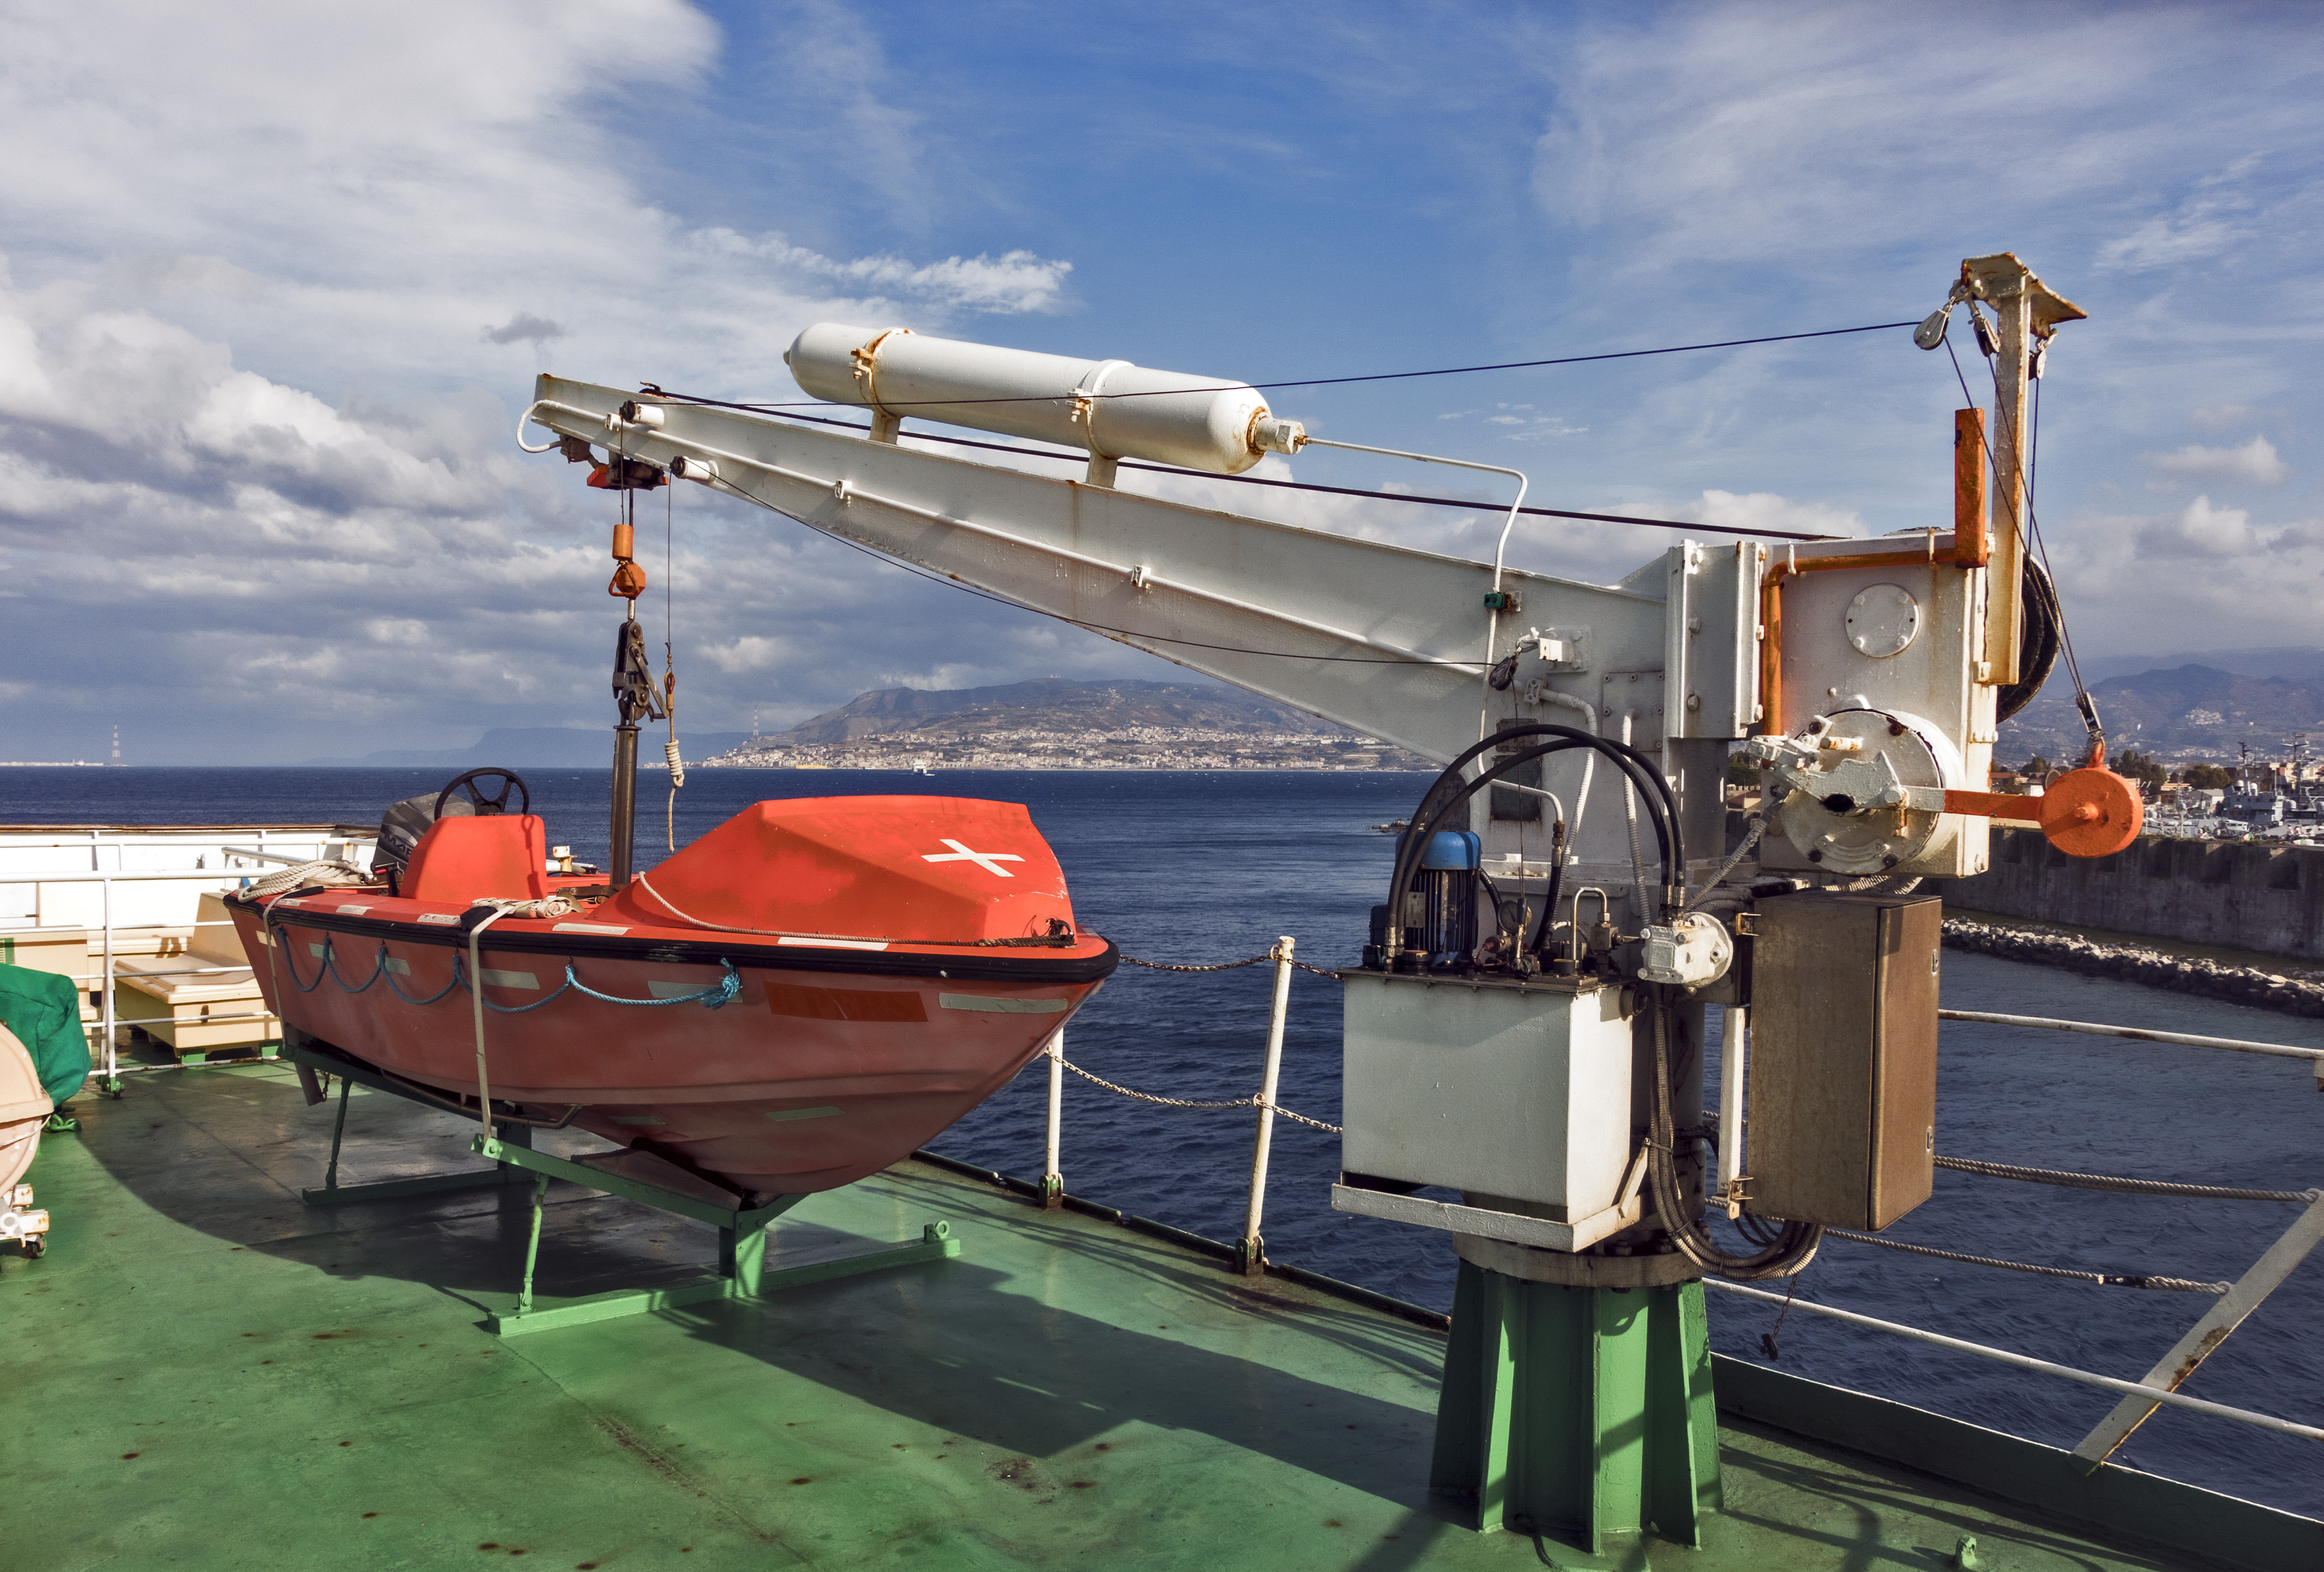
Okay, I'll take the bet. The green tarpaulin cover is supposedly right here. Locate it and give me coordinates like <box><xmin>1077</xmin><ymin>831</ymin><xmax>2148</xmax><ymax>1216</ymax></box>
<box><xmin>0</xmin><ymin>962</ymin><xmax>92</xmax><ymax>1106</ymax></box>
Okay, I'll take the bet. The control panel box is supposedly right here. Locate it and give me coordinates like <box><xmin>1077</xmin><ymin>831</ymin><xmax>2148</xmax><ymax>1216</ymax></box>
<box><xmin>1745</xmin><ymin>890</ymin><xmax>1941</xmax><ymax>1230</ymax></box>
<box><xmin>1341</xmin><ymin>971</ymin><xmax>1634</xmax><ymax>1219</ymax></box>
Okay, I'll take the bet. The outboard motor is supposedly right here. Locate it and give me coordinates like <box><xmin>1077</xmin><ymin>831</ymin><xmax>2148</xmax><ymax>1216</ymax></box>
<box><xmin>372</xmin><ymin>794</ymin><xmax>470</xmax><ymax>894</ymax></box>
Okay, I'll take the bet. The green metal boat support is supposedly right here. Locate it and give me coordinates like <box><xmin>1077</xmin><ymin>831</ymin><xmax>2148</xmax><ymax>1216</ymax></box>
<box><xmin>471</xmin><ymin>1132</ymin><xmax>959</xmax><ymax>1335</ymax></box>
<box><xmin>284</xmin><ymin>1039</ymin><xmax>961</xmax><ymax>1338</ymax></box>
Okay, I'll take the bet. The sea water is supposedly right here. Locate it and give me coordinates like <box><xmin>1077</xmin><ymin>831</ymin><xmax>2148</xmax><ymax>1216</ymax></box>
<box><xmin>9</xmin><ymin>765</ymin><xmax>2322</xmax><ymax>1516</ymax></box>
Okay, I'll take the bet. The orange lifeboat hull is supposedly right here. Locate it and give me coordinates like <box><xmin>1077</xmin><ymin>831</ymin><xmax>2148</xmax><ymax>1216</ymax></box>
<box><xmin>232</xmin><ymin>796</ymin><xmax>1115</xmax><ymax>1198</ymax></box>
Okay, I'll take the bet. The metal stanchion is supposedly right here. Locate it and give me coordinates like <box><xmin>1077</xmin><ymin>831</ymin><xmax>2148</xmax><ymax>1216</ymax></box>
<box><xmin>1236</xmin><ymin>936</ymin><xmax>1295</xmax><ymax>1275</ymax></box>
<box><xmin>1041</xmin><ymin>1029</ymin><xmax>1065</xmax><ymax>1208</ymax></box>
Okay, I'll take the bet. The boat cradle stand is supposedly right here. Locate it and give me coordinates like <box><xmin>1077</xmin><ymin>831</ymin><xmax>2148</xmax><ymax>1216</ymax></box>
<box><xmin>282</xmin><ymin>1035</ymin><xmax>961</xmax><ymax>1338</ymax></box>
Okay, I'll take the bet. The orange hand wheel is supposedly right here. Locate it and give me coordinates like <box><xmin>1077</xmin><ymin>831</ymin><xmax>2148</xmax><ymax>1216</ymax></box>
<box><xmin>1944</xmin><ymin>768</ymin><xmax>2144</xmax><ymax>858</ymax></box>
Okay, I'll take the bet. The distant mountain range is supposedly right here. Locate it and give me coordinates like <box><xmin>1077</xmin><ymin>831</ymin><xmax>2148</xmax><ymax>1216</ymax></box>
<box><xmin>2070</xmin><ymin>647</ymin><xmax>2324</xmax><ymax>687</ymax></box>
<box><xmin>296</xmin><ymin>678</ymin><xmax>1338</xmax><ymax>768</ymax></box>
<box><xmin>2000</xmin><ymin>657</ymin><xmax>2324</xmax><ymax>762</ymax></box>
<box><xmin>305</xmin><ymin>649</ymin><xmax>2324</xmax><ymax>772</ymax></box>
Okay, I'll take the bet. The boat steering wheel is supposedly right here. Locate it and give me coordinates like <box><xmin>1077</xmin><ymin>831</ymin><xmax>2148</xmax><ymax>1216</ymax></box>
<box><xmin>433</xmin><ymin>767</ymin><xmax>531</xmax><ymax>820</ymax></box>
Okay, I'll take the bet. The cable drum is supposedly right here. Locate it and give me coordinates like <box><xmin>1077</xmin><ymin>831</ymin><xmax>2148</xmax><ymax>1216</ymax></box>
<box><xmin>786</xmin><ymin>323</ymin><xmax>1303</xmax><ymax>475</ymax></box>
<box><xmin>1995</xmin><ymin>556</ymin><xmax>2061</xmax><ymax>724</ymax></box>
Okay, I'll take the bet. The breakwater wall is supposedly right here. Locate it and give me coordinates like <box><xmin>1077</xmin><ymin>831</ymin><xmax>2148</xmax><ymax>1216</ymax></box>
<box><xmin>1931</xmin><ymin>828</ymin><xmax>2324</xmax><ymax>962</ymax></box>
<box><xmin>1942</xmin><ymin>918</ymin><xmax>2324</xmax><ymax>1019</ymax></box>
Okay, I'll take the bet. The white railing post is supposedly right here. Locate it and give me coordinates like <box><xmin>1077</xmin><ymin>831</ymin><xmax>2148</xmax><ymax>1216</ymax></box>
<box><xmin>1237</xmin><ymin>936</ymin><xmax>1296</xmax><ymax>1276</ymax></box>
<box><xmin>1041</xmin><ymin>1028</ymin><xmax>1064</xmax><ymax>1208</ymax></box>
<box><xmin>100</xmin><ymin>876</ymin><xmax>117</xmax><ymax>1095</ymax></box>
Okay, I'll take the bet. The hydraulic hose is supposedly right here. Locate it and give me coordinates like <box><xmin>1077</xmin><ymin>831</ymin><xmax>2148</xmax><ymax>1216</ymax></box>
<box><xmin>1531</xmin><ymin>820</ymin><xmax>1569</xmax><ymax>966</ymax></box>
<box><xmin>1388</xmin><ymin>740</ymin><xmax>1667</xmax><ymax>959</ymax></box>
<box><xmin>1386</xmin><ymin>726</ymin><xmax>1681</xmax><ymax>958</ymax></box>
<box><xmin>1645</xmin><ymin>993</ymin><xmax>1822</xmax><ymax>1280</ymax></box>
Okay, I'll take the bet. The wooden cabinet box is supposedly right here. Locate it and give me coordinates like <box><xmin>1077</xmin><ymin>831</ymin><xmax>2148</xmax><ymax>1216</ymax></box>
<box><xmin>1745</xmin><ymin>891</ymin><xmax>1940</xmax><ymax>1231</ymax></box>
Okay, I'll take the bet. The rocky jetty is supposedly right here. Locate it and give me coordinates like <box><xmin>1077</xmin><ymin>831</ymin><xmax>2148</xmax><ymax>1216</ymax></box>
<box><xmin>1942</xmin><ymin>917</ymin><xmax>2324</xmax><ymax>1019</ymax></box>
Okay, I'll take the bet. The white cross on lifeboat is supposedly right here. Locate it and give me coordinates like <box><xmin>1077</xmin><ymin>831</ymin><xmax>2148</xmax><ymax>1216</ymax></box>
<box><xmin>920</xmin><ymin>838</ymin><xmax>1026</xmax><ymax>878</ymax></box>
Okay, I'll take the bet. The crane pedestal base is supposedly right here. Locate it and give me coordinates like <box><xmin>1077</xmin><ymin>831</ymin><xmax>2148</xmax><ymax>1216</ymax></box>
<box><xmin>1430</xmin><ymin>1259</ymin><xmax>1718</xmax><ymax>1550</ymax></box>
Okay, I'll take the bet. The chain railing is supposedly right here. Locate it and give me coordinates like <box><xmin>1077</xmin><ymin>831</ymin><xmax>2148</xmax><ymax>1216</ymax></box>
<box><xmin>1033</xmin><ymin>937</ymin><xmax>1342</xmax><ymax>1275</ymax></box>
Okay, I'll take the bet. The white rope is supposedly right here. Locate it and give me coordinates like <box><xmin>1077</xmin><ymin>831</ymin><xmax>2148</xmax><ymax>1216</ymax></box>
<box><xmin>242</xmin><ymin>860</ymin><xmax>373</xmax><ymax>898</ymax></box>
<box><xmin>476</xmin><ymin>895</ymin><xmax>582</xmax><ymax>920</ymax></box>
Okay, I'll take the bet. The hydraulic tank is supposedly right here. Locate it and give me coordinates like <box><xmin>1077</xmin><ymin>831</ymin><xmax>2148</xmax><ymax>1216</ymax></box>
<box><xmin>786</xmin><ymin>322</ymin><xmax>1301</xmax><ymax>475</ymax></box>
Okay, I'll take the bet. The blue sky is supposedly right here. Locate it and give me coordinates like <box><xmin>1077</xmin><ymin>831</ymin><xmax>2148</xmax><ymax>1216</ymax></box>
<box><xmin>1</xmin><ymin>1</ymin><xmax>2319</xmax><ymax>762</ymax></box>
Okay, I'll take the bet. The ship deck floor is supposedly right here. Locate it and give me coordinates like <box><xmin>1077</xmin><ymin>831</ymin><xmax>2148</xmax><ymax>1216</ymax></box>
<box><xmin>5</xmin><ymin>1063</ymin><xmax>2260</xmax><ymax>1571</ymax></box>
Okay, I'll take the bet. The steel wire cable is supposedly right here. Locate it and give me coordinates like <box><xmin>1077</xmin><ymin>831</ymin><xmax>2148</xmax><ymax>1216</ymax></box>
<box><xmin>1700</xmin><ymin>1108</ymin><xmax>2316</xmax><ymax>1204</ymax></box>
<box><xmin>1944</xmin><ymin>333</ymin><xmax>2099</xmax><ymax>751</ymax></box>
<box><xmin>648</xmin><ymin>319</ymin><xmax>1920</xmax><ymax>413</ymax></box>
<box><xmin>681</xmin><ymin>402</ymin><xmax>1840</xmax><ymax>542</ymax></box>
<box><xmin>685</xmin><ymin>406</ymin><xmax>1840</xmax><ymax>543</ymax></box>
<box><xmin>1933</xmin><ymin>1154</ymin><xmax>2318</xmax><ymax>1205</ymax></box>
<box><xmin>1820</xmin><ymin>1227</ymin><xmax>2231</xmax><ymax>1294</ymax></box>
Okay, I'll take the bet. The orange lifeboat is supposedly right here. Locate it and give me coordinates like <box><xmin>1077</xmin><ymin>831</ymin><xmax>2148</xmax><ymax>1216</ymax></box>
<box><xmin>231</xmin><ymin>795</ymin><xmax>1114</xmax><ymax>1200</ymax></box>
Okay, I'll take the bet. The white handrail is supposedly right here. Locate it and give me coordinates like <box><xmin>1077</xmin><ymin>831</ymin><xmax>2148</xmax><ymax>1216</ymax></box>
<box><xmin>1941</xmin><ymin>1009</ymin><xmax>2324</xmax><ymax>1062</ymax></box>
<box><xmin>6</xmin><ymin>868</ymin><xmax>312</xmax><ymax>884</ymax></box>
<box><xmin>1706</xmin><ymin>1279</ymin><xmax>2324</xmax><ymax>1443</ymax></box>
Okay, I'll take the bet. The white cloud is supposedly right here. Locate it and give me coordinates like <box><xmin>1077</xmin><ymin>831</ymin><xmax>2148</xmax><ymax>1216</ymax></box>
<box><xmin>2147</xmin><ymin>435</ymin><xmax>2288</xmax><ymax>487</ymax></box>
<box><xmin>1438</xmin><ymin>403</ymin><xmax>1589</xmax><ymax>442</ymax></box>
<box><xmin>2096</xmin><ymin>193</ymin><xmax>2253</xmax><ymax>272</ymax></box>
<box><xmin>689</xmin><ymin>230</ymin><xmax>1073</xmax><ymax>316</ymax></box>
<box><xmin>1534</xmin><ymin>9</ymin><xmax>2180</xmax><ymax>265</ymax></box>
<box><xmin>0</xmin><ymin>2</ymin><xmax>1105</xmax><ymax>762</ymax></box>
<box><xmin>2137</xmin><ymin>495</ymin><xmax>2264</xmax><ymax>558</ymax></box>
<box><xmin>1662</xmin><ymin>490</ymin><xmax>1861</xmax><ymax>540</ymax></box>
<box><xmin>2190</xmin><ymin>403</ymin><xmax>2261</xmax><ymax>433</ymax></box>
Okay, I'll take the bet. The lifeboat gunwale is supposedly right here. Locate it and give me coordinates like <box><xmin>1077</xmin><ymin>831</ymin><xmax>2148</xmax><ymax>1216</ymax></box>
<box><xmin>235</xmin><ymin>894</ymin><xmax>1120</xmax><ymax>985</ymax></box>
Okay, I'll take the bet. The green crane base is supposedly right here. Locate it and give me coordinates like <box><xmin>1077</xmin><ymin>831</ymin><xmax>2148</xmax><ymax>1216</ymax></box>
<box><xmin>1429</xmin><ymin>1258</ymin><xmax>1719</xmax><ymax>1551</ymax></box>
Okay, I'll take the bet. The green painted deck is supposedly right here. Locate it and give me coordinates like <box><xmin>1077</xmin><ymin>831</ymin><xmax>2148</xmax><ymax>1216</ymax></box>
<box><xmin>5</xmin><ymin>1063</ymin><xmax>2293</xmax><ymax>1570</ymax></box>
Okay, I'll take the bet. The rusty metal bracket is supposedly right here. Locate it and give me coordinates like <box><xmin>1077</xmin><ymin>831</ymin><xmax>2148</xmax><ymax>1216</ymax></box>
<box><xmin>2071</xmin><ymin>1191</ymin><xmax>2324</xmax><ymax>1471</ymax></box>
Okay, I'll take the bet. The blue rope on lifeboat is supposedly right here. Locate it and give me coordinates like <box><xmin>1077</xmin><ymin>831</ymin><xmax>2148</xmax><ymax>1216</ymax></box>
<box><xmin>470</xmin><ymin>958</ymin><xmax>576</xmax><ymax>1015</ymax></box>
<box><xmin>562</xmin><ymin>960</ymin><xmax>741</xmax><ymax>1010</ymax></box>
<box><xmin>380</xmin><ymin>948</ymin><xmax>465</xmax><ymax>1007</ymax></box>
<box><xmin>272</xmin><ymin>923</ymin><xmax>740</xmax><ymax>1014</ymax></box>
<box><xmin>325</xmin><ymin>940</ymin><xmax>385</xmax><ymax>994</ymax></box>
<box><xmin>277</xmin><ymin>930</ymin><xmax>327</xmax><ymax>993</ymax></box>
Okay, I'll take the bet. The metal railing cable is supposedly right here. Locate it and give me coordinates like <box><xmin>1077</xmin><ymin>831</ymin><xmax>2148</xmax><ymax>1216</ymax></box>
<box><xmin>1702</xmin><ymin>1109</ymin><xmax>2314</xmax><ymax>1205</ymax></box>
<box><xmin>1820</xmin><ymin>1227</ymin><xmax>2231</xmax><ymax>1294</ymax></box>
<box><xmin>1934</xmin><ymin>1154</ymin><xmax>2318</xmax><ymax>1205</ymax></box>
<box><xmin>1705</xmin><ymin>1279</ymin><xmax>2324</xmax><ymax>1444</ymax></box>
<box><xmin>1700</xmin><ymin>1109</ymin><xmax>2308</xmax><ymax>1289</ymax></box>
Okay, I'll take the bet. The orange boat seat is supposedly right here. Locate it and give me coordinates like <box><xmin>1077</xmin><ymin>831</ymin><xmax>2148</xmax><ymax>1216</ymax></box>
<box><xmin>401</xmin><ymin>815</ymin><xmax>552</xmax><ymax>906</ymax></box>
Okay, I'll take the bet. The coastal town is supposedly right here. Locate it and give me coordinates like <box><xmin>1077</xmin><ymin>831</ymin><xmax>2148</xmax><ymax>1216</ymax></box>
<box><xmin>701</xmin><ymin>722</ymin><xmax>1428</xmax><ymax>772</ymax></box>
<box><xmin>696</xmin><ymin>677</ymin><xmax>1433</xmax><ymax>772</ymax></box>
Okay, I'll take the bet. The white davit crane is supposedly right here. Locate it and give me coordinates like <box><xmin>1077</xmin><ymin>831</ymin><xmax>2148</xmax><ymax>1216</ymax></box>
<box><xmin>517</xmin><ymin>251</ymin><xmax>2135</xmax><ymax>1267</ymax></box>
<box><xmin>518</xmin><ymin>253</ymin><xmax>2154</xmax><ymax>1538</ymax></box>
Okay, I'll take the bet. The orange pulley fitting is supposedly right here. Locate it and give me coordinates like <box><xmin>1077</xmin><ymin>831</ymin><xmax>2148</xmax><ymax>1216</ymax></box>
<box><xmin>1942</xmin><ymin>766</ymin><xmax>2145</xmax><ymax>858</ymax></box>
<box><xmin>608</xmin><ymin>521</ymin><xmax>646</xmax><ymax>600</ymax></box>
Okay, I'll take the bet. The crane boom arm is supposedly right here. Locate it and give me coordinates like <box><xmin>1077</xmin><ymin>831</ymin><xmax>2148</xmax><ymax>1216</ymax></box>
<box><xmin>527</xmin><ymin>375</ymin><xmax>1670</xmax><ymax>766</ymax></box>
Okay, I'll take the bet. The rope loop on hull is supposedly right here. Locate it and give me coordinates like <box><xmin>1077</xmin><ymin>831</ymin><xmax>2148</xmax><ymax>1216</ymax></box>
<box><xmin>267</xmin><ymin>919</ymin><xmax>743</xmax><ymax>1014</ymax></box>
